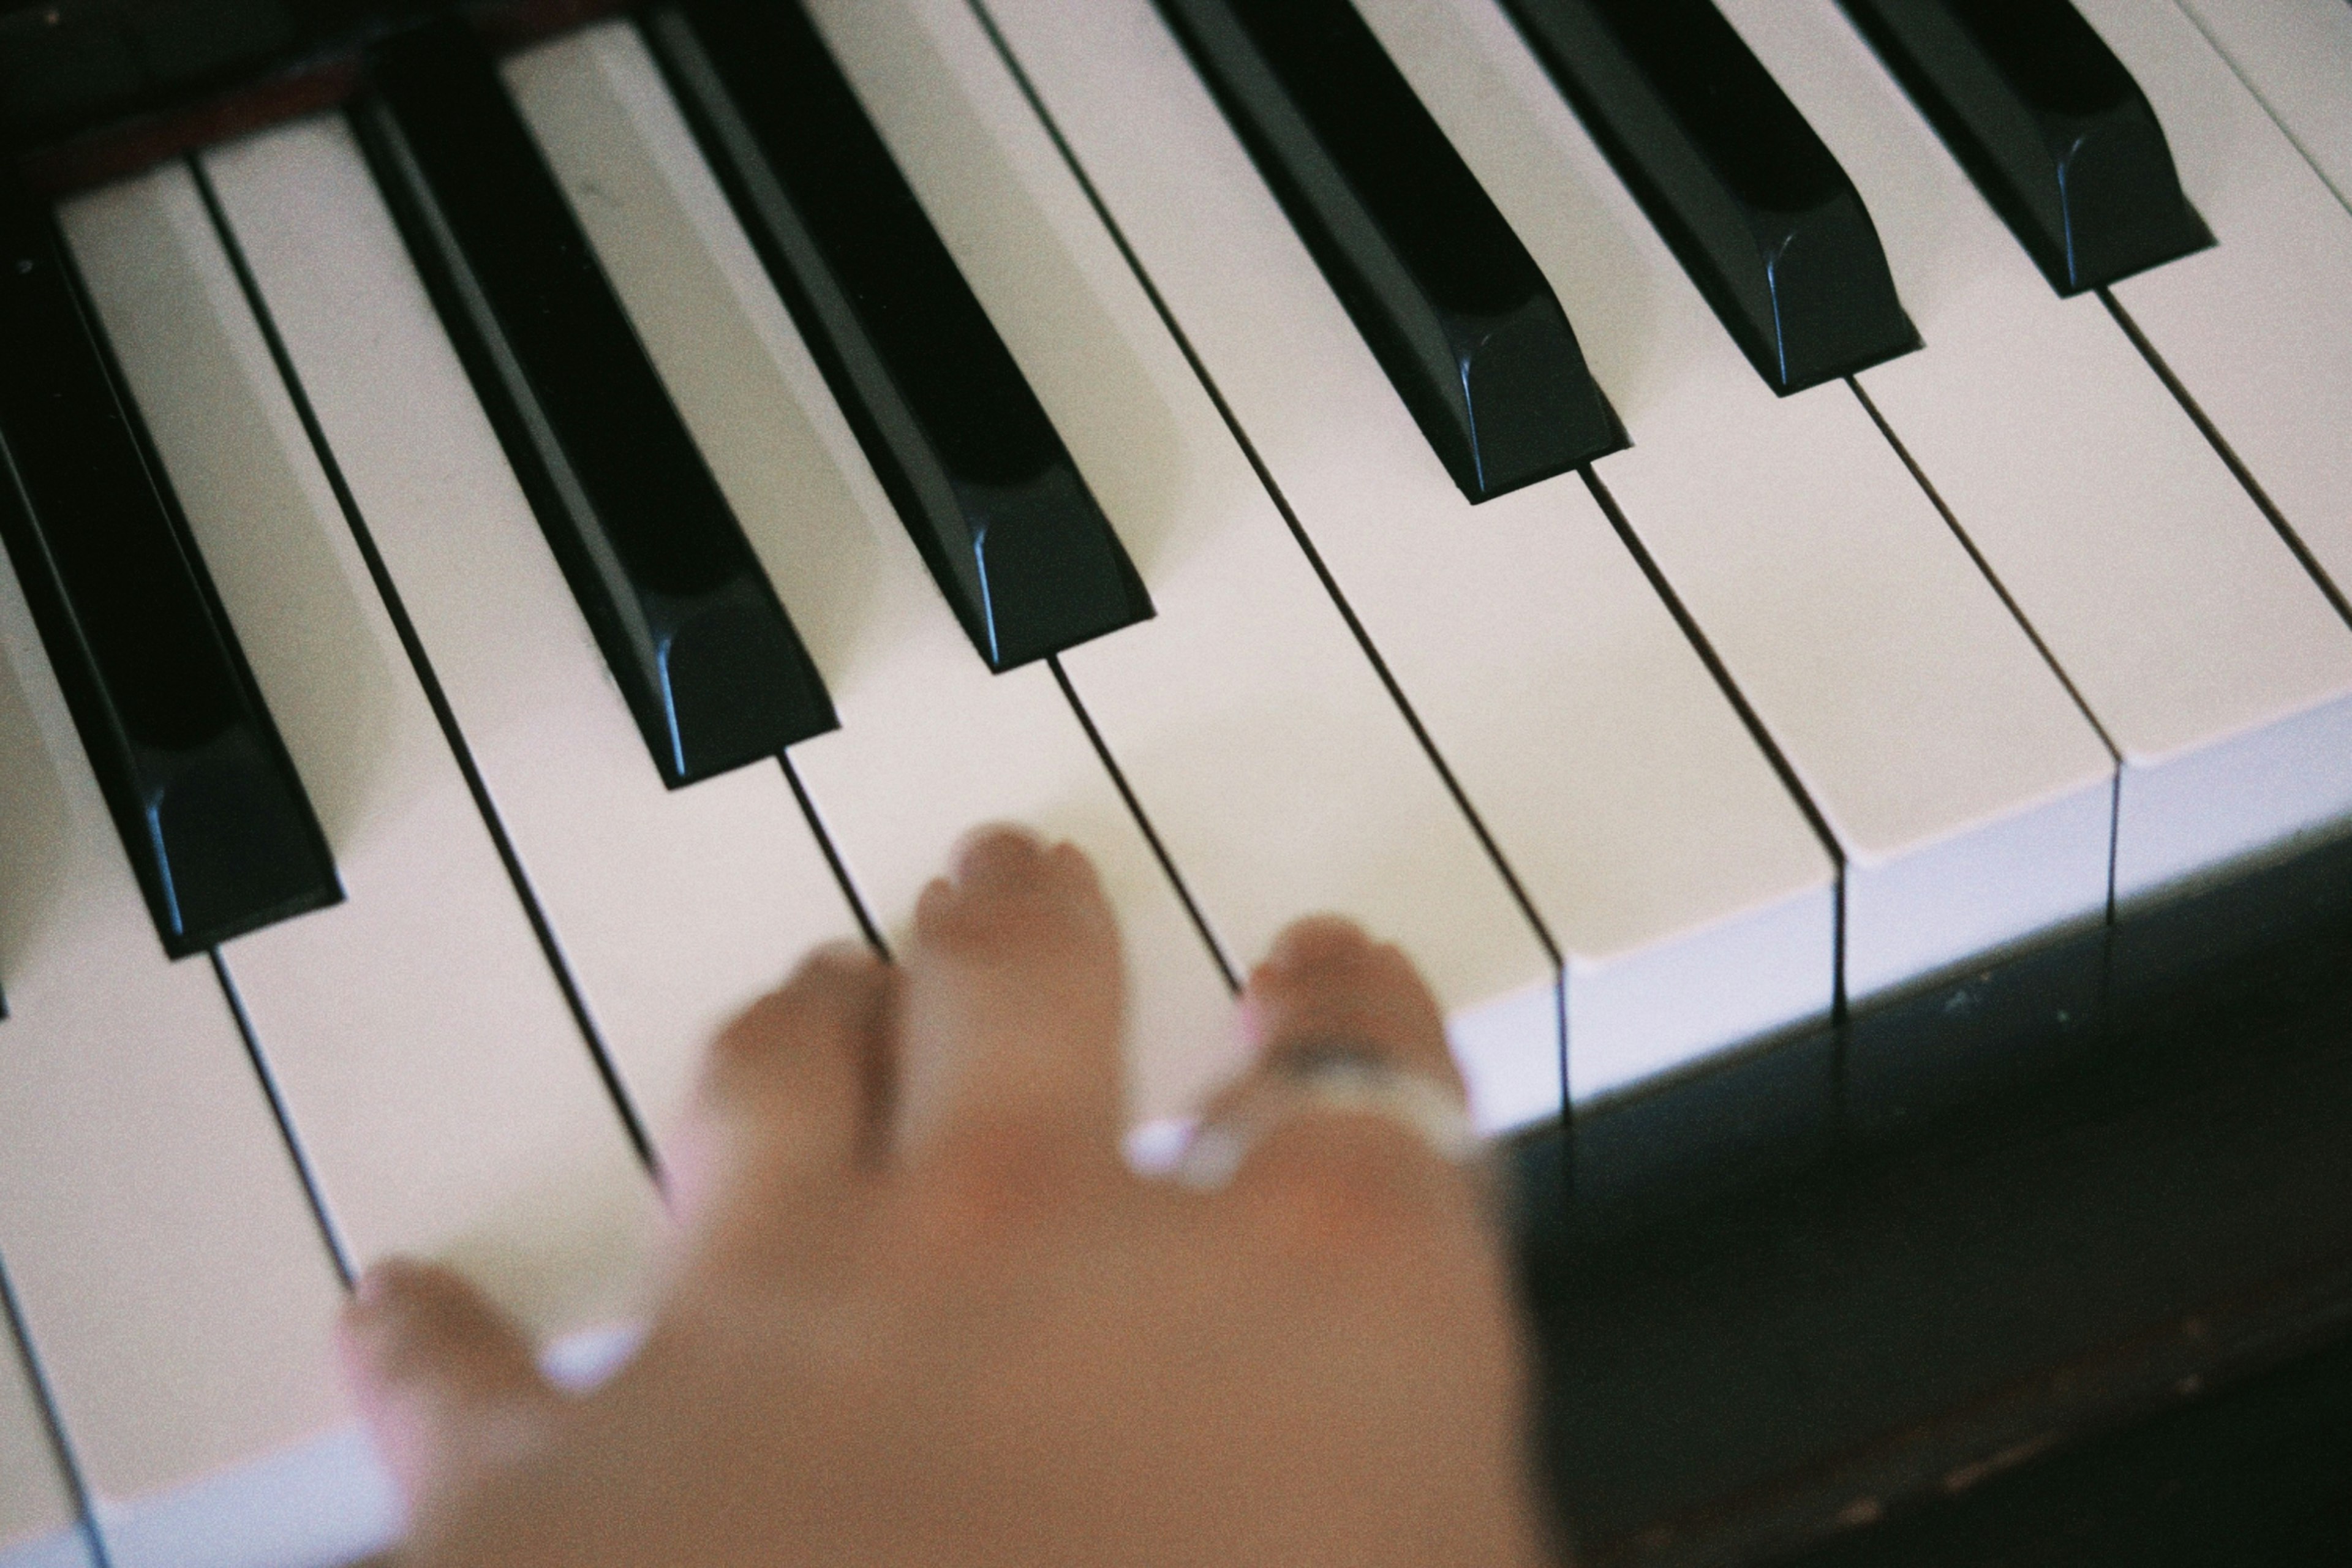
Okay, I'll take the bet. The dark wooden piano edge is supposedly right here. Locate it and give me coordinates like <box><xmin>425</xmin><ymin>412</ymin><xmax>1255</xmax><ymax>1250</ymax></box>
<box><xmin>0</xmin><ymin>0</ymin><xmax>624</xmax><ymax>192</ymax></box>
<box><xmin>1509</xmin><ymin>828</ymin><xmax>2352</xmax><ymax>1566</ymax></box>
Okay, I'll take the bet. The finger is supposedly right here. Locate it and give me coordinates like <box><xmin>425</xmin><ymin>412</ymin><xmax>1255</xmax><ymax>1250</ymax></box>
<box><xmin>1237</xmin><ymin>916</ymin><xmax>1460</xmax><ymax>1091</ymax></box>
<box><xmin>894</xmin><ymin>826</ymin><xmax>1126</xmax><ymax>1171</ymax></box>
<box><xmin>665</xmin><ymin>942</ymin><xmax>894</xmax><ymax>1272</ymax></box>
<box><xmin>339</xmin><ymin>1261</ymin><xmax>558</xmax><ymax>1519</ymax></box>
<box><xmin>1200</xmin><ymin>918</ymin><xmax>1474</xmax><ymax>1210</ymax></box>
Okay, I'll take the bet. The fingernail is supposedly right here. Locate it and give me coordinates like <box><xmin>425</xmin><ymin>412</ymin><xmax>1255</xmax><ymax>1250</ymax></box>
<box><xmin>351</xmin><ymin>1258</ymin><xmax>423</xmax><ymax>1313</ymax></box>
<box><xmin>949</xmin><ymin>823</ymin><xmax>1044</xmax><ymax>884</ymax></box>
<box><xmin>809</xmin><ymin>938</ymin><xmax>881</xmax><ymax>972</ymax></box>
<box><xmin>1261</xmin><ymin>915</ymin><xmax>1371</xmax><ymax>976</ymax></box>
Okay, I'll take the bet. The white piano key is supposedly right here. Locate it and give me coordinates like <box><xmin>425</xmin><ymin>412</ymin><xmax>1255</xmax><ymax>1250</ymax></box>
<box><xmin>0</xmin><ymin>525</ymin><xmax>380</xmax><ymax>1566</ymax></box>
<box><xmin>0</xmin><ymin>1521</ymin><xmax>85</xmax><ymax>1568</ymax></box>
<box><xmin>503</xmin><ymin>27</ymin><xmax>1240</xmax><ymax>1125</ymax></box>
<box><xmin>2079</xmin><ymin>0</ymin><xmax>2352</xmax><ymax>608</ymax></box>
<box><xmin>0</xmin><ymin>1539</ymin><xmax>83</xmax><ymax>1568</ymax></box>
<box><xmin>61</xmin><ymin>165</ymin><xmax>662</xmax><ymax>1340</ymax></box>
<box><xmin>94</xmin><ymin>1428</ymin><xmax>390</xmax><ymax>1568</ymax></box>
<box><xmin>761</xmin><ymin>0</ymin><xmax>1561</xmax><ymax>1128</ymax></box>
<box><xmin>0</xmin><ymin>1528</ymin><xmax>85</xmax><ymax>1568</ymax></box>
<box><xmin>1730</xmin><ymin>0</ymin><xmax>2352</xmax><ymax>909</ymax></box>
<box><xmin>2171</xmin><ymin>0</ymin><xmax>2352</xmax><ymax>213</ymax></box>
<box><xmin>974</xmin><ymin>0</ymin><xmax>1835</xmax><ymax>1105</ymax></box>
<box><xmin>1351</xmin><ymin>0</ymin><xmax>2116</xmax><ymax>1003</ymax></box>
<box><xmin>200</xmin><ymin>115</ymin><xmax>864</xmax><ymax>1159</ymax></box>
<box><xmin>0</xmin><ymin>1289</ymin><xmax>79</xmax><ymax>1568</ymax></box>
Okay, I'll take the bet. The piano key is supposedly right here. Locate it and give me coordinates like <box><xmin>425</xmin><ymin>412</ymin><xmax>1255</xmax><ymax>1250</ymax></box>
<box><xmin>1351</xmin><ymin>0</ymin><xmax>2120</xmax><ymax>1004</ymax></box>
<box><xmin>641</xmin><ymin>0</ymin><xmax>1155</xmax><ymax>674</ymax></box>
<box><xmin>0</xmin><ymin>1525</ymin><xmax>86</xmax><ymax>1568</ymax></box>
<box><xmin>501</xmin><ymin>24</ymin><xmax>1240</xmax><ymax>1125</ymax></box>
<box><xmin>1494</xmin><ymin>0</ymin><xmax>1920</xmax><ymax>393</ymax></box>
<box><xmin>2079</xmin><ymin>0</ymin><xmax>2352</xmax><ymax>610</ymax></box>
<box><xmin>0</xmin><ymin>510</ymin><xmax>379</xmax><ymax>1567</ymax></box>
<box><xmin>200</xmin><ymin>113</ymin><xmax>865</xmax><ymax>1157</ymax></box>
<box><xmin>60</xmin><ymin>164</ymin><xmax>662</xmax><ymax>1340</ymax></box>
<box><xmin>1738</xmin><ymin>0</ymin><xmax>2352</xmax><ymax>908</ymax></box>
<box><xmin>709</xmin><ymin>0</ymin><xmax>1566</xmax><ymax>1128</ymax></box>
<box><xmin>0</xmin><ymin>176</ymin><xmax>337</xmax><ymax>959</ymax></box>
<box><xmin>1153</xmin><ymin>0</ymin><xmax>1622</xmax><ymax>501</ymax></box>
<box><xmin>355</xmin><ymin>17</ymin><xmax>835</xmax><ymax>790</ymax></box>
<box><xmin>1835</xmin><ymin>0</ymin><xmax>2211</xmax><ymax>293</ymax></box>
<box><xmin>973</xmin><ymin>0</ymin><xmax>1839</xmax><ymax>1105</ymax></box>
<box><xmin>0</xmin><ymin>1280</ymin><xmax>84</xmax><ymax>1568</ymax></box>
<box><xmin>2170</xmin><ymin>0</ymin><xmax>2352</xmax><ymax>213</ymax></box>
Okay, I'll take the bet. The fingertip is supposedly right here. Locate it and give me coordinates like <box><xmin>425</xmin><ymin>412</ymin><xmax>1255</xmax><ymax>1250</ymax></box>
<box><xmin>672</xmin><ymin>941</ymin><xmax>899</xmax><ymax>1265</ymax></box>
<box><xmin>1046</xmin><ymin>835</ymin><xmax>1100</xmax><ymax>883</ymax></box>
<box><xmin>1257</xmin><ymin>914</ymin><xmax>1374</xmax><ymax>978</ymax></box>
<box><xmin>336</xmin><ymin>1260</ymin><xmax>554</xmax><ymax>1514</ymax></box>
<box><xmin>948</xmin><ymin>823</ymin><xmax>1047</xmax><ymax>888</ymax></box>
<box><xmin>339</xmin><ymin>1257</ymin><xmax>443</xmax><ymax>1370</ymax></box>
<box><xmin>339</xmin><ymin>1260</ymin><xmax>522</xmax><ymax>1384</ymax></box>
<box><xmin>348</xmin><ymin>1256</ymin><xmax>413</xmax><ymax>1313</ymax></box>
<box><xmin>895</xmin><ymin>827</ymin><xmax>1127</xmax><ymax>1161</ymax></box>
<box><xmin>1238</xmin><ymin>918</ymin><xmax>1456</xmax><ymax>1088</ymax></box>
<box><xmin>802</xmin><ymin>937</ymin><xmax>886</xmax><ymax>979</ymax></box>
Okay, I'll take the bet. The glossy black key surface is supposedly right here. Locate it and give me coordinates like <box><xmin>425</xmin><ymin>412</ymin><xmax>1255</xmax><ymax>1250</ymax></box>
<box><xmin>1838</xmin><ymin>0</ymin><xmax>2209</xmax><ymax>294</ymax></box>
<box><xmin>1158</xmin><ymin>0</ymin><xmax>1623</xmax><ymax>501</ymax></box>
<box><xmin>1501</xmin><ymin>0</ymin><xmax>1919</xmax><ymax>393</ymax></box>
<box><xmin>0</xmin><ymin>178</ymin><xmax>339</xmax><ymax>957</ymax></box>
<box><xmin>357</xmin><ymin>18</ymin><xmax>836</xmax><ymax>788</ymax></box>
<box><xmin>643</xmin><ymin>0</ymin><xmax>1152</xmax><ymax>672</ymax></box>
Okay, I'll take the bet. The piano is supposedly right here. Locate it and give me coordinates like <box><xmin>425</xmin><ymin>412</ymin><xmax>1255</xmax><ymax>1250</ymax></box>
<box><xmin>1</xmin><ymin>0</ymin><xmax>2348</xmax><ymax>1562</ymax></box>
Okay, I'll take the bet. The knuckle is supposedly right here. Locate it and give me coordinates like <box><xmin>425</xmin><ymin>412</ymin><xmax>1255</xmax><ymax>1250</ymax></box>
<box><xmin>704</xmin><ymin>951</ymin><xmax>885</xmax><ymax>1095</ymax></box>
<box><xmin>1231</xmin><ymin>1120</ymin><xmax>1457</xmax><ymax>1259</ymax></box>
<box><xmin>910</xmin><ymin>1118</ymin><xmax>1106</xmax><ymax>1246</ymax></box>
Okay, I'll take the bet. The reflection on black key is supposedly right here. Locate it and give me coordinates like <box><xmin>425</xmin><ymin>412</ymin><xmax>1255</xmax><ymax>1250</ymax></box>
<box><xmin>643</xmin><ymin>0</ymin><xmax>1152</xmax><ymax>672</ymax></box>
<box><xmin>356</xmin><ymin>18</ymin><xmax>836</xmax><ymax>788</ymax></box>
<box><xmin>1501</xmin><ymin>0</ymin><xmax>1919</xmax><ymax>393</ymax></box>
<box><xmin>0</xmin><ymin>178</ymin><xmax>339</xmax><ymax>957</ymax></box>
<box><xmin>1838</xmin><ymin>0</ymin><xmax>2209</xmax><ymax>294</ymax></box>
<box><xmin>1158</xmin><ymin>0</ymin><xmax>1623</xmax><ymax>501</ymax></box>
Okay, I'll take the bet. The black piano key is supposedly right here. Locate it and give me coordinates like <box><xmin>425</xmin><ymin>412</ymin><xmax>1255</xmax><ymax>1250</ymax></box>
<box><xmin>1500</xmin><ymin>0</ymin><xmax>1920</xmax><ymax>394</ymax></box>
<box><xmin>1157</xmin><ymin>0</ymin><xmax>1624</xmax><ymax>502</ymax></box>
<box><xmin>0</xmin><ymin>177</ymin><xmax>340</xmax><ymax>957</ymax></box>
<box><xmin>355</xmin><ymin>18</ymin><xmax>837</xmax><ymax>789</ymax></box>
<box><xmin>643</xmin><ymin>0</ymin><xmax>1152</xmax><ymax>673</ymax></box>
<box><xmin>1836</xmin><ymin>0</ymin><xmax>2210</xmax><ymax>295</ymax></box>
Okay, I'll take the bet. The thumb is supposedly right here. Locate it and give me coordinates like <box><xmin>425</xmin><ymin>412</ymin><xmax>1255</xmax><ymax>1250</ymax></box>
<box><xmin>340</xmin><ymin>1259</ymin><xmax>561</xmax><ymax>1521</ymax></box>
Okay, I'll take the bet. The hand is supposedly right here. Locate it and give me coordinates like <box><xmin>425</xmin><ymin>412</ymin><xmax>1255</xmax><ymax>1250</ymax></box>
<box><xmin>344</xmin><ymin>827</ymin><xmax>1557</xmax><ymax>1567</ymax></box>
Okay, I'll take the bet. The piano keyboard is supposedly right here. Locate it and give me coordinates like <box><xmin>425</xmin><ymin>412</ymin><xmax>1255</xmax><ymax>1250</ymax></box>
<box><xmin>2</xmin><ymin>0</ymin><xmax>2349</xmax><ymax>1560</ymax></box>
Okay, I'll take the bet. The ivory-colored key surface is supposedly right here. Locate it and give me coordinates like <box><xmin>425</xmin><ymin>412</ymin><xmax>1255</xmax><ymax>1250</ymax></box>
<box><xmin>2081</xmin><ymin>0</ymin><xmax>2352</xmax><ymax>609</ymax></box>
<box><xmin>201</xmin><ymin>118</ymin><xmax>864</xmax><ymax>1156</ymax></box>
<box><xmin>793</xmin><ymin>0</ymin><xmax>1561</xmax><ymax>1126</ymax></box>
<box><xmin>973</xmin><ymin>0</ymin><xmax>1837</xmax><ymax>1102</ymax></box>
<box><xmin>1346</xmin><ymin>0</ymin><xmax>2117</xmax><ymax>1004</ymax></box>
<box><xmin>0</xmin><ymin>1283</ymin><xmax>81</xmax><ymax>1568</ymax></box>
<box><xmin>505</xmin><ymin>28</ymin><xmax>1240</xmax><ymax>1125</ymax></box>
<box><xmin>2171</xmin><ymin>0</ymin><xmax>2352</xmax><ymax>213</ymax></box>
<box><xmin>62</xmin><ymin>167</ymin><xmax>662</xmax><ymax>1340</ymax></box>
<box><xmin>1736</xmin><ymin>0</ymin><xmax>2352</xmax><ymax>907</ymax></box>
<box><xmin>0</xmin><ymin>533</ymin><xmax>367</xmax><ymax>1567</ymax></box>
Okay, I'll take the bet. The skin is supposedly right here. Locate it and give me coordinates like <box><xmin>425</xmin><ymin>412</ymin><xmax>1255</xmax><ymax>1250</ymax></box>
<box><xmin>347</xmin><ymin>826</ymin><xmax>1559</xmax><ymax>1568</ymax></box>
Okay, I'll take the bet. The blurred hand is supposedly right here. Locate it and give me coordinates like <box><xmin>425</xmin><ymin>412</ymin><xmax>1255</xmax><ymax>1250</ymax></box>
<box><xmin>346</xmin><ymin>826</ymin><xmax>1555</xmax><ymax>1568</ymax></box>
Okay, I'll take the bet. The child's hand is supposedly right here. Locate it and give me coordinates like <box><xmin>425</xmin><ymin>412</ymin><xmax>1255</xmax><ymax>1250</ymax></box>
<box><xmin>347</xmin><ymin>826</ymin><xmax>1555</xmax><ymax>1568</ymax></box>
